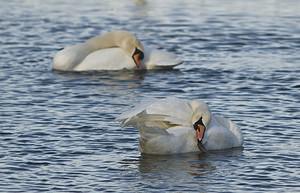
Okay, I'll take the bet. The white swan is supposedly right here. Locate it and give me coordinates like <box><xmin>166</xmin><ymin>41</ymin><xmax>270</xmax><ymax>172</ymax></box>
<box><xmin>53</xmin><ymin>31</ymin><xmax>182</xmax><ymax>71</ymax></box>
<box><xmin>117</xmin><ymin>97</ymin><xmax>243</xmax><ymax>155</ymax></box>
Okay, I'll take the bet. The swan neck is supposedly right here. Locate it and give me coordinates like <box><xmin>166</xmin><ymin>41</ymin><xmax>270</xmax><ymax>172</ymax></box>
<box><xmin>85</xmin><ymin>31</ymin><xmax>140</xmax><ymax>56</ymax></box>
<box><xmin>85</xmin><ymin>34</ymin><xmax>118</xmax><ymax>51</ymax></box>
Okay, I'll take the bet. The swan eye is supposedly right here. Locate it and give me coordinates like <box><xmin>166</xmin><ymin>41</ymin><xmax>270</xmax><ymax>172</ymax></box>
<box><xmin>139</xmin><ymin>51</ymin><xmax>144</xmax><ymax>60</ymax></box>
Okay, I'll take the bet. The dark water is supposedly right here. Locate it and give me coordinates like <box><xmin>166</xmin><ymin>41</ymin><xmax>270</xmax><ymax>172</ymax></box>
<box><xmin>1</xmin><ymin>0</ymin><xmax>300</xmax><ymax>192</ymax></box>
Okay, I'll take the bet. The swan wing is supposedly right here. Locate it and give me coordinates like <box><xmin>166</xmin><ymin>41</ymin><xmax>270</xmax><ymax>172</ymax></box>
<box><xmin>74</xmin><ymin>48</ymin><xmax>135</xmax><ymax>71</ymax></box>
<box><xmin>118</xmin><ymin>105</ymin><xmax>198</xmax><ymax>154</ymax></box>
<box><xmin>118</xmin><ymin>97</ymin><xmax>193</xmax><ymax>129</ymax></box>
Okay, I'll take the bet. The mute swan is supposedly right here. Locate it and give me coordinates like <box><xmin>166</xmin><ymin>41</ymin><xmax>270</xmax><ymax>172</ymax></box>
<box><xmin>53</xmin><ymin>31</ymin><xmax>182</xmax><ymax>71</ymax></box>
<box><xmin>117</xmin><ymin>97</ymin><xmax>243</xmax><ymax>155</ymax></box>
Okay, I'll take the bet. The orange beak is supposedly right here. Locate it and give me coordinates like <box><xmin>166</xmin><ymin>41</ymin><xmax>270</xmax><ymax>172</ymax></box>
<box><xmin>195</xmin><ymin>124</ymin><xmax>206</xmax><ymax>143</ymax></box>
<box><xmin>133</xmin><ymin>53</ymin><xmax>143</xmax><ymax>68</ymax></box>
<box><xmin>132</xmin><ymin>48</ymin><xmax>144</xmax><ymax>69</ymax></box>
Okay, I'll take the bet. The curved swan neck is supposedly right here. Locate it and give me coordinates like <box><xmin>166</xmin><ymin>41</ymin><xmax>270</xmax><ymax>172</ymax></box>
<box><xmin>85</xmin><ymin>31</ymin><xmax>144</xmax><ymax>56</ymax></box>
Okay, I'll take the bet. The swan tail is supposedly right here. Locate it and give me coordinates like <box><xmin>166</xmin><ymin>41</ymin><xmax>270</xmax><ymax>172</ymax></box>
<box><xmin>144</xmin><ymin>46</ymin><xmax>183</xmax><ymax>69</ymax></box>
<box><xmin>213</xmin><ymin>115</ymin><xmax>244</xmax><ymax>147</ymax></box>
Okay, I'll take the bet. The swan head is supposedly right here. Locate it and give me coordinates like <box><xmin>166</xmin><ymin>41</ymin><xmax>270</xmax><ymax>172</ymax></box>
<box><xmin>193</xmin><ymin>117</ymin><xmax>207</xmax><ymax>152</ymax></box>
<box><xmin>190</xmin><ymin>100</ymin><xmax>211</xmax><ymax>152</ymax></box>
<box><xmin>120</xmin><ymin>34</ymin><xmax>145</xmax><ymax>69</ymax></box>
<box><xmin>85</xmin><ymin>31</ymin><xmax>145</xmax><ymax>69</ymax></box>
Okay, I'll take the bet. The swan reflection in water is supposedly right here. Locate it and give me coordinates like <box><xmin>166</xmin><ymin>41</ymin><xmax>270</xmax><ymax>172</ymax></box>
<box><xmin>53</xmin><ymin>70</ymin><xmax>146</xmax><ymax>88</ymax></box>
<box><xmin>138</xmin><ymin>148</ymin><xmax>243</xmax><ymax>177</ymax></box>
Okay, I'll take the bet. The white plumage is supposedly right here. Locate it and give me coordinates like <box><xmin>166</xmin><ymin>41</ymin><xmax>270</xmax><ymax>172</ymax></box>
<box><xmin>118</xmin><ymin>97</ymin><xmax>243</xmax><ymax>155</ymax></box>
<box><xmin>53</xmin><ymin>31</ymin><xmax>182</xmax><ymax>71</ymax></box>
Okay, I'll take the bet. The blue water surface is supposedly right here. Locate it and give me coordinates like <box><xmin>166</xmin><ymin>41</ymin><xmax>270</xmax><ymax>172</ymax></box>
<box><xmin>0</xmin><ymin>0</ymin><xmax>300</xmax><ymax>192</ymax></box>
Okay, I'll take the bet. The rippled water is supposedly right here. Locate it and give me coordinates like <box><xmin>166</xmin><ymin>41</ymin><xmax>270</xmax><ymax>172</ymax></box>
<box><xmin>1</xmin><ymin>0</ymin><xmax>300</xmax><ymax>192</ymax></box>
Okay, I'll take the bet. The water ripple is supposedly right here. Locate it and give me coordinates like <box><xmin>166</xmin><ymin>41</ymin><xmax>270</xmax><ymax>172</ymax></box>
<box><xmin>1</xmin><ymin>0</ymin><xmax>300</xmax><ymax>192</ymax></box>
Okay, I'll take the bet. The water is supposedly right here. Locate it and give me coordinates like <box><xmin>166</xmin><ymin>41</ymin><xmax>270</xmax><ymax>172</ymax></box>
<box><xmin>1</xmin><ymin>0</ymin><xmax>300</xmax><ymax>192</ymax></box>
